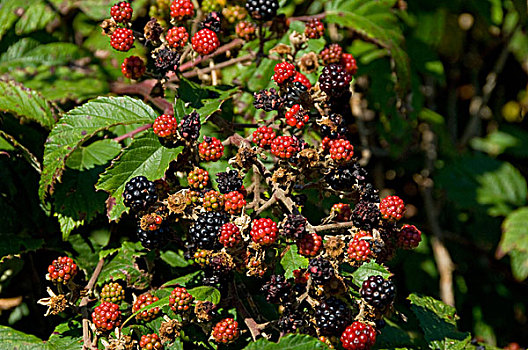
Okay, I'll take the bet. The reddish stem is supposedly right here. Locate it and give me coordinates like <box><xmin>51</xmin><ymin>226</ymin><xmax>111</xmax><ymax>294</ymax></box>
<box><xmin>113</xmin><ymin>123</ymin><xmax>152</xmax><ymax>142</ymax></box>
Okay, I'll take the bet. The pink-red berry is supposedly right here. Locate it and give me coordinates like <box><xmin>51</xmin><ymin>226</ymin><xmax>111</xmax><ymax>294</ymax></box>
<box><xmin>329</xmin><ymin>138</ymin><xmax>354</xmax><ymax>164</ymax></box>
<box><xmin>273</xmin><ymin>62</ymin><xmax>296</xmax><ymax>85</ymax></box>
<box><xmin>271</xmin><ymin>135</ymin><xmax>299</xmax><ymax>159</ymax></box>
<box><xmin>340</xmin><ymin>321</ymin><xmax>376</xmax><ymax>350</ymax></box>
<box><xmin>133</xmin><ymin>293</ymin><xmax>160</xmax><ymax>322</ymax></box>
<box><xmin>92</xmin><ymin>302</ymin><xmax>121</xmax><ymax>331</ymax></box>
<box><xmin>293</xmin><ymin>72</ymin><xmax>312</xmax><ymax>89</ymax></box>
<box><xmin>198</xmin><ymin>136</ymin><xmax>224</xmax><ymax>161</ymax></box>
<box><xmin>250</xmin><ymin>218</ymin><xmax>278</xmax><ymax>245</ymax></box>
<box><xmin>187</xmin><ymin>168</ymin><xmax>209</xmax><ymax>189</ymax></box>
<box><xmin>192</xmin><ymin>28</ymin><xmax>220</xmax><ymax>55</ymax></box>
<box><xmin>212</xmin><ymin>318</ymin><xmax>240</xmax><ymax>343</ymax></box>
<box><xmin>305</xmin><ymin>18</ymin><xmax>324</xmax><ymax>39</ymax></box>
<box><xmin>397</xmin><ymin>224</ymin><xmax>421</xmax><ymax>249</ymax></box>
<box><xmin>219</xmin><ymin>223</ymin><xmax>242</xmax><ymax>247</ymax></box>
<box><xmin>347</xmin><ymin>231</ymin><xmax>372</xmax><ymax>262</ymax></box>
<box><xmin>166</xmin><ymin>26</ymin><xmax>189</xmax><ymax>48</ymax></box>
<box><xmin>47</xmin><ymin>256</ymin><xmax>78</xmax><ymax>284</ymax></box>
<box><xmin>285</xmin><ymin>104</ymin><xmax>309</xmax><ymax>129</ymax></box>
<box><xmin>331</xmin><ymin>203</ymin><xmax>351</xmax><ymax>222</ymax></box>
<box><xmin>111</xmin><ymin>28</ymin><xmax>134</xmax><ymax>51</ymax></box>
<box><xmin>236</xmin><ymin>21</ymin><xmax>257</xmax><ymax>41</ymax></box>
<box><xmin>319</xmin><ymin>43</ymin><xmax>343</xmax><ymax>65</ymax></box>
<box><xmin>170</xmin><ymin>0</ymin><xmax>194</xmax><ymax>20</ymax></box>
<box><xmin>139</xmin><ymin>333</ymin><xmax>163</xmax><ymax>349</ymax></box>
<box><xmin>379</xmin><ymin>195</ymin><xmax>405</xmax><ymax>221</ymax></box>
<box><xmin>252</xmin><ymin>126</ymin><xmax>276</xmax><ymax>148</ymax></box>
<box><xmin>121</xmin><ymin>56</ymin><xmax>145</xmax><ymax>79</ymax></box>
<box><xmin>153</xmin><ymin>114</ymin><xmax>179</xmax><ymax>137</ymax></box>
<box><xmin>341</xmin><ymin>53</ymin><xmax>358</xmax><ymax>75</ymax></box>
<box><xmin>169</xmin><ymin>286</ymin><xmax>194</xmax><ymax>313</ymax></box>
<box><xmin>297</xmin><ymin>232</ymin><xmax>322</xmax><ymax>257</ymax></box>
<box><xmin>224</xmin><ymin>191</ymin><xmax>246</xmax><ymax>214</ymax></box>
<box><xmin>110</xmin><ymin>1</ymin><xmax>133</xmax><ymax>23</ymax></box>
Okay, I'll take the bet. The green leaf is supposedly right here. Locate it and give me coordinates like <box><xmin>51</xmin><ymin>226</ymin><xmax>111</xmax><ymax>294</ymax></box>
<box><xmin>96</xmin><ymin>133</ymin><xmax>183</xmax><ymax>221</ymax></box>
<box><xmin>499</xmin><ymin>207</ymin><xmax>528</xmax><ymax>281</ymax></box>
<box><xmin>66</xmin><ymin>139</ymin><xmax>122</xmax><ymax>171</ymax></box>
<box><xmin>0</xmin><ymin>130</ymin><xmax>41</xmax><ymax>172</ymax></box>
<box><xmin>161</xmin><ymin>271</ymin><xmax>202</xmax><ymax>288</ymax></box>
<box><xmin>98</xmin><ymin>241</ymin><xmax>149</xmax><ymax>288</ymax></box>
<box><xmin>509</xmin><ymin>249</ymin><xmax>528</xmax><ymax>281</ymax></box>
<box><xmin>470</xmin><ymin>130</ymin><xmax>519</xmax><ymax>157</ymax></box>
<box><xmin>0</xmin><ymin>42</ymin><xmax>85</xmax><ymax>72</ymax></box>
<box><xmin>280</xmin><ymin>245</ymin><xmax>309</xmax><ymax>279</ymax></box>
<box><xmin>0</xmin><ymin>79</ymin><xmax>57</xmax><ymax>129</ymax></box>
<box><xmin>187</xmin><ymin>286</ymin><xmax>221</xmax><ymax>304</ymax></box>
<box><xmin>160</xmin><ymin>250</ymin><xmax>192</xmax><ymax>268</ymax></box>
<box><xmin>0</xmin><ymin>0</ymin><xmax>19</xmax><ymax>40</ymax></box>
<box><xmin>408</xmin><ymin>294</ymin><xmax>469</xmax><ymax>345</ymax></box>
<box><xmin>0</xmin><ymin>324</ymin><xmax>82</xmax><ymax>350</ymax></box>
<box><xmin>243</xmin><ymin>334</ymin><xmax>330</xmax><ymax>349</ymax></box>
<box><xmin>15</xmin><ymin>1</ymin><xmax>57</xmax><ymax>35</ymax></box>
<box><xmin>350</xmin><ymin>261</ymin><xmax>392</xmax><ymax>287</ymax></box>
<box><xmin>289</xmin><ymin>20</ymin><xmax>306</xmax><ymax>33</ymax></box>
<box><xmin>0</xmin><ymin>233</ymin><xmax>43</xmax><ymax>256</ymax></box>
<box><xmin>40</xmin><ymin>96</ymin><xmax>155</xmax><ymax>202</ymax></box>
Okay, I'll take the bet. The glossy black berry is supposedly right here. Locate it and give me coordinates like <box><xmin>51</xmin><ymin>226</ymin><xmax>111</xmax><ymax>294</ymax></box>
<box><xmin>179</xmin><ymin>111</ymin><xmax>201</xmax><ymax>142</ymax></box>
<box><xmin>216</xmin><ymin>170</ymin><xmax>243</xmax><ymax>194</ymax></box>
<box><xmin>189</xmin><ymin>211</ymin><xmax>228</xmax><ymax>249</ymax></box>
<box><xmin>137</xmin><ymin>224</ymin><xmax>169</xmax><ymax>249</ymax></box>
<box><xmin>253</xmin><ymin>88</ymin><xmax>283</xmax><ymax>112</ymax></box>
<box><xmin>284</xmin><ymin>81</ymin><xmax>311</xmax><ymax>108</ymax></box>
<box><xmin>360</xmin><ymin>275</ymin><xmax>395</xmax><ymax>309</ymax></box>
<box><xmin>245</xmin><ymin>0</ymin><xmax>278</xmax><ymax>21</ymax></box>
<box><xmin>261</xmin><ymin>275</ymin><xmax>291</xmax><ymax>303</ymax></box>
<box><xmin>123</xmin><ymin>176</ymin><xmax>157</xmax><ymax>211</ymax></box>
<box><xmin>200</xmin><ymin>11</ymin><xmax>222</xmax><ymax>34</ymax></box>
<box><xmin>318</xmin><ymin>63</ymin><xmax>352</xmax><ymax>97</ymax></box>
<box><xmin>308</xmin><ymin>257</ymin><xmax>334</xmax><ymax>285</ymax></box>
<box><xmin>315</xmin><ymin>297</ymin><xmax>352</xmax><ymax>335</ymax></box>
<box><xmin>352</xmin><ymin>200</ymin><xmax>381</xmax><ymax>231</ymax></box>
<box><xmin>281</xmin><ymin>214</ymin><xmax>307</xmax><ymax>239</ymax></box>
<box><xmin>153</xmin><ymin>47</ymin><xmax>180</xmax><ymax>75</ymax></box>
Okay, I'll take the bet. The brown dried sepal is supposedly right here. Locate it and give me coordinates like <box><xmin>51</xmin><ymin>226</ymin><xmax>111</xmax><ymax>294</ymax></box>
<box><xmin>140</xmin><ymin>213</ymin><xmax>163</xmax><ymax>231</ymax></box>
<box><xmin>289</xmin><ymin>31</ymin><xmax>307</xmax><ymax>50</ymax></box>
<box><xmin>159</xmin><ymin>319</ymin><xmax>182</xmax><ymax>343</ymax></box>
<box><xmin>207</xmin><ymin>251</ymin><xmax>236</xmax><ymax>274</ymax></box>
<box><xmin>144</xmin><ymin>17</ymin><xmax>164</xmax><ymax>46</ymax></box>
<box><xmin>105</xmin><ymin>334</ymin><xmax>135</xmax><ymax>350</ymax></box>
<box><xmin>167</xmin><ymin>191</ymin><xmax>189</xmax><ymax>214</ymax></box>
<box><xmin>297</xmin><ymin>148</ymin><xmax>319</xmax><ymax>168</ymax></box>
<box><xmin>269</xmin><ymin>43</ymin><xmax>292</xmax><ymax>57</ymax></box>
<box><xmin>299</xmin><ymin>52</ymin><xmax>319</xmax><ymax>74</ymax></box>
<box><xmin>324</xmin><ymin>236</ymin><xmax>346</xmax><ymax>260</ymax></box>
<box><xmin>233</xmin><ymin>146</ymin><xmax>257</xmax><ymax>170</ymax></box>
<box><xmin>245</xmin><ymin>243</ymin><xmax>267</xmax><ymax>277</ymax></box>
<box><xmin>100</xmin><ymin>19</ymin><xmax>117</xmax><ymax>36</ymax></box>
<box><xmin>194</xmin><ymin>301</ymin><xmax>217</xmax><ymax>322</ymax></box>
<box><xmin>271</xmin><ymin>167</ymin><xmax>296</xmax><ymax>186</ymax></box>
<box><xmin>38</xmin><ymin>287</ymin><xmax>68</xmax><ymax>316</ymax></box>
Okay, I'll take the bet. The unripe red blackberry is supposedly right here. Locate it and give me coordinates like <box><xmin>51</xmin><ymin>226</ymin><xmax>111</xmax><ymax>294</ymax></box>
<box><xmin>308</xmin><ymin>257</ymin><xmax>334</xmax><ymax>285</ymax></box>
<box><xmin>270</xmin><ymin>135</ymin><xmax>299</xmax><ymax>159</ymax></box>
<box><xmin>347</xmin><ymin>231</ymin><xmax>372</xmax><ymax>262</ymax></box>
<box><xmin>133</xmin><ymin>293</ymin><xmax>161</xmax><ymax>322</ymax></box>
<box><xmin>360</xmin><ymin>275</ymin><xmax>395</xmax><ymax>309</ymax></box>
<box><xmin>273</xmin><ymin>62</ymin><xmax>296</xmax><ymax>85</ymax></box>
<box><xmin>297</xmin><ymin>232</ymin><xmax>322</xmax><ymax>257</ymax></box>
<box><xmin>250</xmin><ymin>218</ymin><xmax>278</xmax><ymax>245</ymax></box>
<box><xmin>285</xmin><ymin>104</ymin><xmax>309</xmax><ymax>129</ymax></box>
<box><xmin>218</xmin><ymin>223</ymin><xmax>242</xmax><ymax>247</ymax></box>
<box><xmin>397</xmin><ymin>224</ymin><xmax>421</xmax><ymax>249</ymax></box>
<box><xmin>123</xmin><ymin>176</ymin><xmax>158</xmax><ymax>211</ymax></box>
<box><xmin>379</xmin><ymin>195</ymin><xmax>405</xmax><ymax>221</ymax></box>
<box><xmin>340</xmin><ymin>321</ymin><xmax>376</xmax><ymax>350</ymax></box>
<box><xmin>329</xmin><ymin>139</ymin><xmax>354</xmax><ymax>164</ymax></box>
<box><xmin>121</xmin><ymin>56</ymin><xmax>146</xmax><ymax>79</ymax></box>
<box><xmin>110</xmin><ymin>28</ymin><xmax>134</xmax><ymax>51</ymax></box>
<box><xmin>293</xmin><ymin>72</ymin><xmax>312</xmax><ymax>89</ymax></box>
<box><xmin>202</xmin><ymin>190</ymin><xmax>224</xmax><ymax>211</ymax></box>
<box><xmin>170</xmin><ymin>0</ymin><xmax>194</xmax><ymax>20</ymax></box>
<box><xmin>236</xmin><ymin>20</ymin><xmax>257</xmax><ymax>41</ymax></box>
<box><xmin>92</xmin><ymin>302</ymin><xmax>121</xmax><ymax>331</ymax></box>
<box><xmin>166</xmin><ymin>26</ymin><xmax>189</xmax><ymax>48</ymax></box>
<box><xmin>223</xmin><ymin>191</ymin><xmax>246</xmax><ymax>214</ymax></box>
<box><xmin>187</xmin><ymin>168</ymin><xmax>209</xmax><ymax>189</ymax></box>
<box><xmin>252</xmin><ymin>126</ymin><xmax>276</xmax><ymax>148</ymax></box>
<box><xmin>100</xmin><ymin>282</ymin><xmax>125</xmax><ymax>304</ymax></box>
<box><xmin>153</xmin><ymin>114</ymin><xmax>179</xmax><ymax>138</ymax></box>
<box><xmin>318</xmin><ymin>63</ymin><xmax>352</xmax><ymax>97</ymax></box>
<box><xmin>319</xmin><ymin>43</ymin><xmax>343</xmax><ymax>66</ymax></box>
<box><xmin>47</xmin><ymin>256</ymin><xmax>78</xmax><ymax>284</ymax></box>
<box><xmin>110</xmin><ymin>1</ymin><xmax>133</xmax><ymax>23</ymax></box>
<box><xmin>198</xmin><ymin>136</ymin><xmax>224</xmax><ymax>161</ymax></box>
<box><xmin>245</xmin><ymin>0</ymin><xmax>278</xmax><ymax>21</ymax></box>
<box><xmin>316</xmin><ymin>297</ymin><xmax>352</xmax><ymax>336</ymax></box>
<box><xmin>261</xmin><ymin>274</ymin><xmax>291</xmax><ymax>303</ymax></box>
<box><xmin>212</xmin><ymin>318</ymin><xmax>240</xmax><ymax>344</ymax></box>
<box><xmin>169</xmin><ymin>286</ymin><xmax>194</xmax><ymax>313</ymax></box>
<box><xmin>341</xmin><ymin>53</ymin><xmax>358</xmax><ymax>75</ymax></box>
<box><xmin>191</xmin><ymin>28</ymin><xmax>220</xmax><ymax>55</ymax></box>
<box><xmin>331</xmin><ymin>203</ymin><xmax>351</xmax><ymax>221</ymax></box>
<box><xmin>139</xmin><ymin>333</ymin><xmax>163</xmax><ymax>349</ymax></box>
<box><xmin>305</xmin><ymin>18</ymin><xmax>324</xmax><ymax>39</ymax></box>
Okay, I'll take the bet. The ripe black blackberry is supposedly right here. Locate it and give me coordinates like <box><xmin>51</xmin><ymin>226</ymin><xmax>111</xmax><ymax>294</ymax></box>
<box><xmin>216</xmin><ymin>170</ymin><xmax>243</xmax><ymax>194</ymax></box>
<box><xmin>281</xmin><ymin>214</ymin><xmax>307</xmax><ymax>239</ymax></box>
<box><xmin>123</xmin><ymin>176</ymin><xmax>157</xmax><ymax>211</ymax></box>
<box><xmin>360</xmin><ymin>275</ymin><xmax>395</xmax><ymax>309</ymax></box>
<box><xmin>200</xmin><ymin>11</ymin><xmax>222</xmax><ymax>34</ymax></box>
<box><xmin>245</xmin><ymin>0</ymin><xmax>278</xmax><ymax>21</ymax></box>
<box><xmin>359</xmin><ymin>183</ymin><xmax>380</xmax><ymax>203</ymax></box>
<box><xmin>284</xmin><ymin>81</ymin><xmax>311</xmax><ymax>108</ymax></box>
<box><xmin>188</xmin><ymin>211</ymin><xmax>228</xmax><ymax>249</ymax></box>
<box><xmin>308</xmin><ymin>257</ymin><xmax>335</xmax><ymax>285</ymax></box>
<box><xmin>318</xmin><ymin>63</ymin><xmax>352</xmax><ymax>98</ymax></box>
<box><xmin>137</xmin><ymin>224</ymin><xmax>169</xmax><ymax>249</ymax></box>
<box><xmin>352</xmin><ymin>200</ymin><xmax>381</xmax><ymax>231</ymax></box>
<box><xmin>153</xmin><ymin>47</ymin><xmax>180</xmax><ymax>76</ymax></box>
<box><xmin>278</xmin><ymin>303</ymin><xmax>305</xmax><ymax>333</ymax></box>
<box><xmin>253</xmin><ymin>88</ymin><xmax>283</xmax><ymax>112</ymax></box>
<box><xmin>261</xmin><ymin>275</ymin><xmax>291</xmax><ymax>303</ymax></box>
<box><xmin>325</xmin><ymin>163</ymin><xmax>368</xmax><ymax>191</ymax></box>
<box><xmin>179</xmin><ymin>111</ymin><xmax>201</xmax><ymax>142</ymax></box>
<box><xmin>315</xmin><ymin>297</ymin><xmax>352</xmax><ymax>335</ymax></box>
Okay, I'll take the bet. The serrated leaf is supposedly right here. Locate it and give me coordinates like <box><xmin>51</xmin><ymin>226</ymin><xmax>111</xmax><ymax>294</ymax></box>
<box><xmin>280</xmin><ymin>245</ymin><xmax>309</xmax><ymax>279</ymax></box>
<box><xmin>499</xmin><ymin>207</ymin><xmax>528</xmax><ymax>254</ymax></box>
<box><xmin>0</xmin><ymin>234</ymin><xmax>43</xmax><ymax>256</ymax></box>
<box><xmin>0</xmin><ymin>130</ymin><xmax>41</xmax><ymax>172</ymax></box>
<box><xmin>243</xmin><ymin>334</ymin><xmax>330</xmax><ymax>349</ymax></box>
<box><xmin>0</xmin><ymin>79</ymin><xmax>57</xmax><ymax>128</ymax></box>
<box><xmin>0</xmin><ymin>0</ymin><xmax>19</xmax><ymax>40</ymax></box>
<box><xmin>96</xmin><ymin>133</ymin><xmax>183</xmax><ymax>221</ymax></box>
<box><xmin>408</xmin><ymin>294</ymin><xmax>469</xmax><ymax>344</ymax></box>
<box><xmin>97</xmin><ymin>241</ymin><xmax>148</xmax><ymax>288</ymax></box>
<box><xmin>350</xmin><ymin>261</ymin><xmax>392</xmax><ymax>287</ymax></box>
<box><xmin>15</xmin><ymin>1</ymin><xmax>57</xmax><ymax>35</ymax></box>
<box><xmin>161</xmin><ymin>271</ymin><xmax>202</xmax><ymax>288</ymax></box>
<box><xmin>0</xmin><ymin>324</ymin><xmax>82</xmax><ymax>350</ymax></box>
<box><xmin>509</xmin><ymin>249</ymin><xmax>528</xmax><ymax>281</ymax></box>
<box><xmin>40</xmin><ymin>96</ymin><xmax>155</xmax><ymax>202</ymax></box>
<box><xmin>429</xmin><ymin>335</ymin><xmax>472</xmax><ymax>350</ymax></box>
<box><xmin>0</xmin><ymin>42</ymin><xmax>84</xmax><ymax>71</ymax></box>
<box><xmin>160</xmin><ymin>250</ymin><xmax>192</xmax><ymax>268</ymax></box>
<box><xmin>66</xmin><ymin>139</ymin><xmax>121</xmax><ymax>171</ymax></box>
<box><xmin>187</xmin><ymin>286</ymin><xmax>221</xmax><ymax>304</ymax></box>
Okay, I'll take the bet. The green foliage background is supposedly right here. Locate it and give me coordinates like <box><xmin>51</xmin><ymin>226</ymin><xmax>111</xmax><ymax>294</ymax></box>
<box><xmin>0</xmin><ymin>0</ymin><xmax>527</xmax><ymax>348</ymax></box>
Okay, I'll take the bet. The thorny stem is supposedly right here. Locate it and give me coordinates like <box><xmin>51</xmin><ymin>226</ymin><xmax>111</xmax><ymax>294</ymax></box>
<box><xmin>81</xmin><ymin>258</ymin><xmax>105</xmax><ymax>350</ymax></box>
